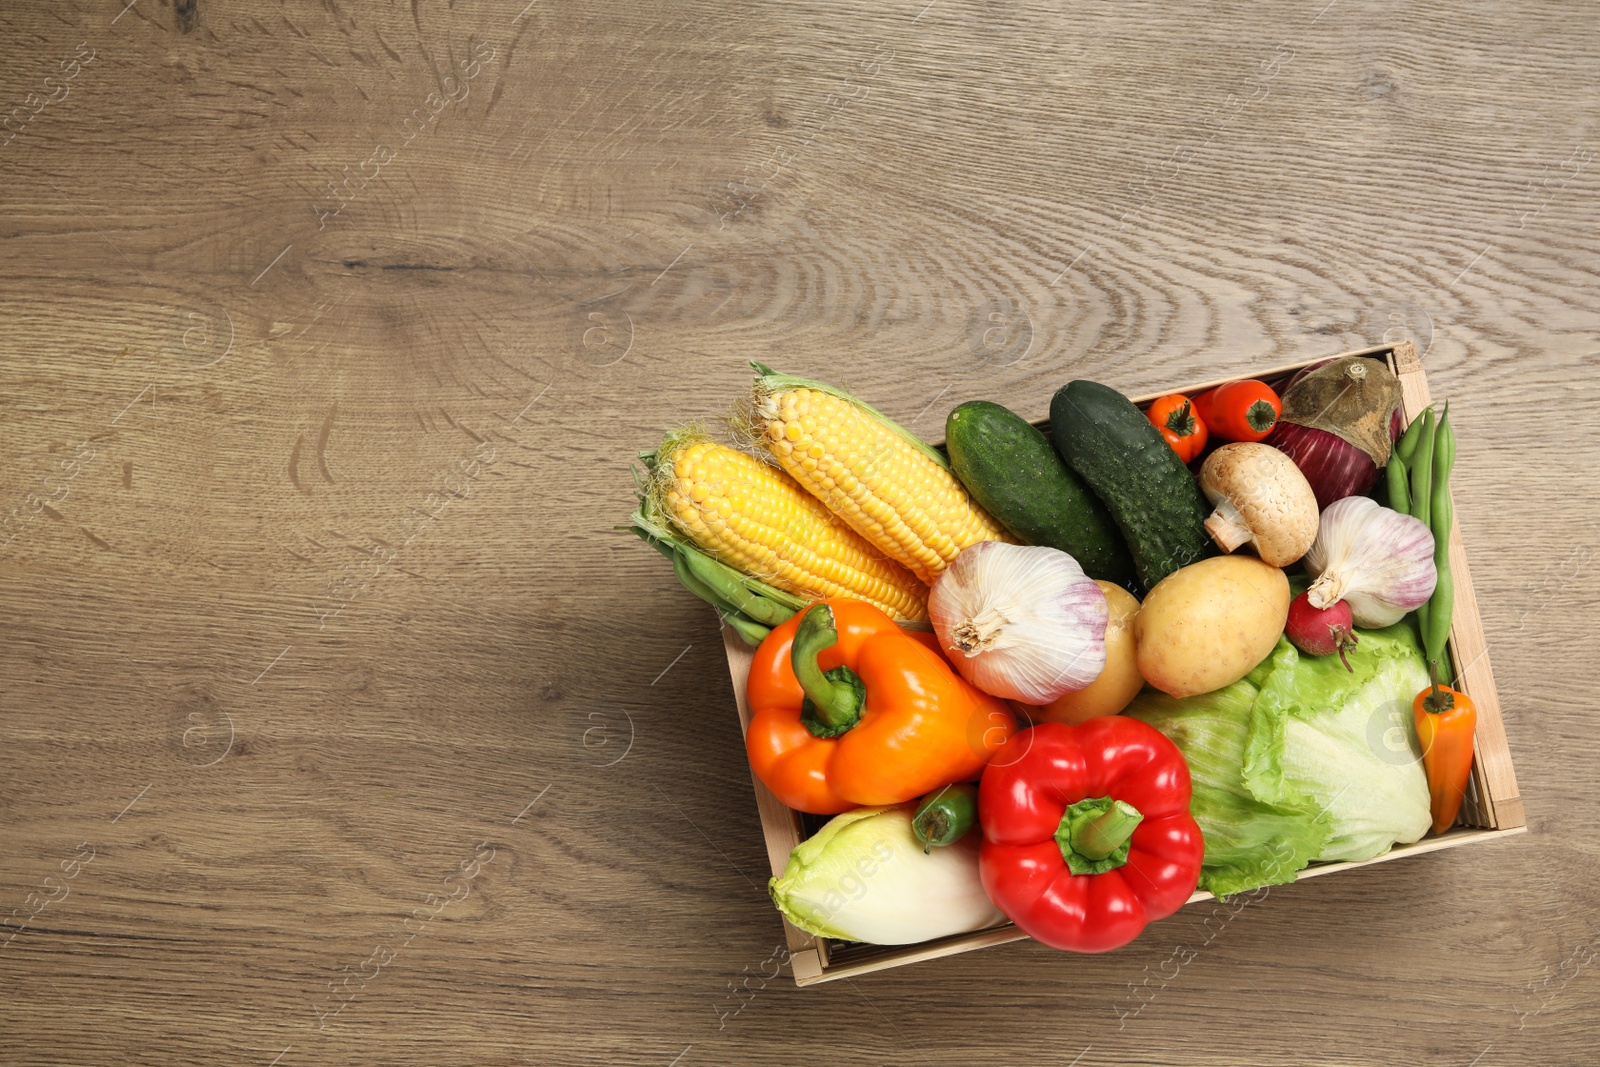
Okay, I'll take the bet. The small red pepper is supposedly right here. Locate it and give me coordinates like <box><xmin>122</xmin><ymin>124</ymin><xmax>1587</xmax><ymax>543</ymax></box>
<box><xmin>1191</xmin><ymin>380</ymin><xmax>1281</xmax><ymax>443</ymax></box>
<box><xmin>1413</xmin><ymin>683</ymin><xmax>1477</xmax><ymax>835</ymax></box>
<box><xmin>1146</xmin><ymin>394</ymin><xmax>1208</xmax><ymax>463</ymax></box>
<box><xmin>978</xmin><ymin>719</ymin><xmax>1203</xmax><ymax>953</ymax></box>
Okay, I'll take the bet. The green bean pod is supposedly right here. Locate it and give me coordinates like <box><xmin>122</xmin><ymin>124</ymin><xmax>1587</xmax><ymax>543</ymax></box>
<box><xmin>1408</xmin><ymin>408</ymin><xmax>1437</xmax><ymax>530</ymax></box>
<box><xmin>911</xmin><ymin>783</ymin><xmax>979</xmax><ymax>853</ymax></box>
<box><xmin>1405</xmin><ymin>408</ymin><xmax>1437</xmax><ymax>636</ymax></box>
<box><xmin>1423</xmin><ymin>406</ymin><xmax>1457</xmax><ymax>677</ymax></box>
<box><xmin>1395</xmin><ymin>402</ymin><xmax>1435</xmax><ymax>465</ymax></box>
<box><xmin>1385</xmin><ymin>454</ymin><xmax>1409</xmax><ymax>513</ymax></box>
<box><xmin>1425</xmin><ymin>568</ymin><xmax>1454</xmax><ymax>681</ymax></box>
<box><xmin>682</xmin><ymin>546</ymin><xmax>797</xmax><ymax>626</ymax></box>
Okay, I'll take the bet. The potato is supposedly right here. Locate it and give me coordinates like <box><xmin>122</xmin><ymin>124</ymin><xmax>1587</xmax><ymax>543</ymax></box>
<box><xmin>1135</xmin><ymin>556</ymin><xmax>1289</xmax><ymax>698</ymax></box>
<box><xmin>1033</xmin><ymin>581</ymin><xmax>1145</xmax><ymax>724</ymax></box>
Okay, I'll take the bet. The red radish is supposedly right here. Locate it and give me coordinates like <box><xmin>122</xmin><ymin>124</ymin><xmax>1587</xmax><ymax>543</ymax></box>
<box><xmin>1286</xmin><ymin>590</ymin><xmax>1358</xmax><ymax>671</ymax></box>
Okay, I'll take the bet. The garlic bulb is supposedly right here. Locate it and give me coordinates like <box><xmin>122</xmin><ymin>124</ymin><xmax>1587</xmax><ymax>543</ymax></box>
<box><xmin>929</xmin><ymin>541</ymin><xmax>1108</xmax><ymax>703</ymax></box>
<box><xmin>1303</xmin><ymin>496</ymin><xmax>1436</xmax><ymax>628</ymax></box>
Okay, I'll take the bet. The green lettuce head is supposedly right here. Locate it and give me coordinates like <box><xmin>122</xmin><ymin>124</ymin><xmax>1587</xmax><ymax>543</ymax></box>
<box><xmin>1128</xmin><ymin>623</ymin><xmax>1432</xmax><ymax>897</ymax></box>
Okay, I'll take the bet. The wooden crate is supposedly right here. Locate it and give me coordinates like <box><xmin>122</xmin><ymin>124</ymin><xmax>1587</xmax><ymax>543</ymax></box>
<box><xmin>717</xmin><ymin>341</ymin><xmax>1525</xmax><ymax>986</ymax></box>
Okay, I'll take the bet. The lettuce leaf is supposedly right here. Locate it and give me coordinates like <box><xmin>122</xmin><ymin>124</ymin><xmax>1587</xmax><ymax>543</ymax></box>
<box><xmin>1128</xmin><ymin>624</ymin><xmax>1432</xmax><ymax>895</ymax></box>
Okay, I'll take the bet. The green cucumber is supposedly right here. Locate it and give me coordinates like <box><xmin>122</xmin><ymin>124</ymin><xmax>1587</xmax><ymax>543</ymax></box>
<box><xmin>945</xmin><ymin>400</ymin><xmax>1137</xmax><ymax>589</ymax></box>
<box><xmin>1049</xmin><ymin>380</ymin><xmax>1215</xmax><ymax>589</ymax></box>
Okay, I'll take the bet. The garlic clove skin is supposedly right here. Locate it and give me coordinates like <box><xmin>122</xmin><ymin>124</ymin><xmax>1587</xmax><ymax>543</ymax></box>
<box><xmin>929</xmin><ymin>541</ymin><xmax>1109</xmax><ymax>705</ymax></box>
<box><xmin>1303</xmin><ymin>496</ymin><xmax>1436</xmax><ymax>629</ymax></box>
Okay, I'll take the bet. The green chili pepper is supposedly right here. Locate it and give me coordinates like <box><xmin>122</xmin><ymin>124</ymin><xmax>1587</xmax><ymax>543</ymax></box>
<box><xmin>1423</xmin><ymin>405</ymin><xmax>1456</xmax><ymax>679</ymax></box>
<box><xmin>911</xmin><ymin>783</ymin><xmax>979</xmax><ymax>853</ymax></box>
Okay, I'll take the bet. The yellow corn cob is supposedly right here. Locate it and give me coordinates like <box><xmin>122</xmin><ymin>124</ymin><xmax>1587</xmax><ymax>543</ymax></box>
<box><xmin>648</xmin><ymin>430</ymin><xmax>928</xmax><ymax>622</ymax></box>
<box><xmin>744</xmin><ymin>369</ymin><xmax>1011</xmax><ymax>585</ymax></box>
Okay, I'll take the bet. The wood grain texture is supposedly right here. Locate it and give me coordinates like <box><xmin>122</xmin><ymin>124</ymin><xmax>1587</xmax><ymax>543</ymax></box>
<box><xmin>1</xmin><ymin>0</ymin><xmax>1596</xmax><ymax>1064</ymax></box>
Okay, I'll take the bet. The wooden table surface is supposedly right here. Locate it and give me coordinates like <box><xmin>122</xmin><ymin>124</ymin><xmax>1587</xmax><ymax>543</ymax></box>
<box><xmin>3</xmin><ymin>2</ymin><xmax>1597</xmax><ymax>1064</ymax></box>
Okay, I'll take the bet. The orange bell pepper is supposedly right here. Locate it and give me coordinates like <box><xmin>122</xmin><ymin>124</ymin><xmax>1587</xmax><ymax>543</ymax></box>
<box><xmin>746</xmin><ymin>599</ymin><xmax>1017</xmax><ymax>814</ymax></box>
<box><xmin>1413</xmin><ymin>683</ymin><xmax>1477</xmax><ymax>835</ymax></box>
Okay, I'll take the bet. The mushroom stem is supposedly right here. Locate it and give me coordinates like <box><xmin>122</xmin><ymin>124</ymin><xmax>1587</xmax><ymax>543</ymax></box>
<box><xmin>1204</xmin><ymin>507</ymin><xmax>1254</xmax><ymax>553</ymax></box>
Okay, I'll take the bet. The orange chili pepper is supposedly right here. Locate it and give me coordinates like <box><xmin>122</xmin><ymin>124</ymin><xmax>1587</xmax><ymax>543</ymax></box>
<box><xmin>745</xmin><ymin>599</ymin><xmax>1017</xmax><ymax>814</ymax></box>
<box><xmin>1413</xmin><ymin>683</ymin><xmax>1477</xmax><ymax>835</ymax></box>
<box><xmin>1146</xmin><ymin>394</ymin><xmax>1208</xmax><ymax>463</ymax></box>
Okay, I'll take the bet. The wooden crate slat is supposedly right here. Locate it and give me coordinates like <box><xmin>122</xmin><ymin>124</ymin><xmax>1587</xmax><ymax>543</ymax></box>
<box><xmin>797</xmin><ymin>826</ymin><xmax>1527</xmax><ymax>985</ymax></box>
<box><xmin>720</xmin><ymin>627</ymin><xmax>825</xmax><ymax>969</ymax></box>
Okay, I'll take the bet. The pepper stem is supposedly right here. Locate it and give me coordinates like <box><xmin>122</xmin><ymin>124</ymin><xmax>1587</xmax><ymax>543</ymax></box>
<box><xmin>1245</xmin><ymin>399</ymin><xmax>1278</xmax><ymax>433</ymax></box>
<box><xmin>791</xmin><ymin>604</ymin><xmax>866</xmax><ymax>738</ymax></box>
<box><xmin>1422</xmin><ymin>679</ymin><xmax>1457</xmax><ymax>715</ymax></box>
<box><xmin>1165</xmin><ymin>400</ymin><xmax>1198</xmax><ymax>436</ymax></box>
<box><xmin>1055</xmin><ymin>796</ymin><xmax>1144</xmax><ymax>875</ymax></box>
<box><xmin>1072</xmin><ymin>801</ymin><xmax>1144</xmax><ymax>861</ymax></box>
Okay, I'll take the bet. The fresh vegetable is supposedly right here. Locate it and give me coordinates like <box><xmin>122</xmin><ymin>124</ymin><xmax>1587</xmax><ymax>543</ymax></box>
<box><xmin>1028</xmin><ymin>581</ymin><xmax>1144</xmax><ymax>723</ymax></box>
<box><xmin>1384</xmin><ymin>452</ymin><xmax>1409</xmax><ymax>512</ymax></box>
<box><xmin>1050</xmin><ymin>380</ymin><xmax>1215</xmax><ymax>590</ymax></box>
<box><xmin>912</xmin><ymin>783</ymin><xmax>979</xmax><ymax>852</ymax></box>
<box><xmin>1407</xmin><ymin>407</ymin><xmax>1437</xmax><ymax>538</ymax></box>
<box><xmin>744</xmin><ymin>364</ymin><xmax>1011</xmax><ymax>585</ymax></box>
<box><xmin>928</xmin><ymin>541</ymin><xmax>1109</xmax><ymax>704</ymax></box>
<box><xmin>1413</xmin><ymin>683</ymin><xmax>1477</xmax><ymax>835</ymax></box>
<box><xmin>643</xmin><ymin>533</ymin><xmax>780</xmax><ymax>645</ymax></box>
<box><xmin>745</xmin><ymin>600</ymin><xmax>1016</xmax><ymax>814</ymax></box>
<box><xmin>1285</xmin><ymin>590</ymin><xmax>1358</xmax><ymax>671</ymax></box>
<box><xmin>1383</xmin><ymin>401</ymin><xmax>1435</xmax><ymax>514</ymax></box>
<box><xmin>676</xmin><ymin>544</ymin><xmax>794</xmax><ymax>626</ymax></box>
<box><xmin>1265</xmin><ymin>357</ymin><xmax>1404</xmax><ymax>509</ymax></box>
<box><xmin>1421</xmin><ymin>405</ymin><xmax>1456</xmax><ymax>680</ymax></box>
<box><xmin>1191</xmin><ymin>379</ymin><xmax>1281</xmax><ymax>443</ymax></box>
<box><xmin>944</xmin><ymin>400</ymin><xmax>1137</xmax><ymax>589</ymax></box>
<box><xmin>769</xmin><ymin>803</ymin><xmax>1005</xmax><ymax>944</ymax></box>
<box><xmin>1394</xmin><ymin>402</ymin><xmax>1435</xmax><ymax>464</ymax></box>
<box><xmin>1127</xmin><ymin>625</ymin><xmax>1433</xmax><ymax>895</ymax></box>
<box><xmin>977</xmin><ymin>719</ymin><xmax>1203</xmax><ymax>952</ymax></box>
<box><xmin>1303</xmin><ymin>496</ymin><xmax>1436</xmax><ymax>628</ymax></box>
<box><xmin>1135</xmin><ymin>555</ymin><xmax>1291</xmax><ymax>698</ymax></box>
<box><xmin>632</xmin><ymin>498</ymin><xmax>805</xmax><ymax>646</ymax></box>
<box><xmin>1198</xmin><ymin>442</ymin><xmax>1319</xmax><ymax>566</ymax></box>
<box><xmin>1146</xmin><ymin>393</ymin><xmax>1208</xmax><ymax>463</ymax></box>
<box><xmin>637</xmin><ymin>429</ymin><xmax>928</xmax><ymax>623</ymax></box>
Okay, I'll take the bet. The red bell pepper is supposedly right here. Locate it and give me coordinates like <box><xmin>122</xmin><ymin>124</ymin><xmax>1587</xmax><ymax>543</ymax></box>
<box><xmin>978</xmin><ymin>718</ymin><xmax>1204</xmax><ymax>952</ymax></box>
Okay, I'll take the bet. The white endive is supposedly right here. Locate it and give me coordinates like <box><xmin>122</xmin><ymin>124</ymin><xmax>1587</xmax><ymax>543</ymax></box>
<box><xmin>768</xmin><ymin>804</ymin><xmax>1005</xmax><ymax>945</ymax></box>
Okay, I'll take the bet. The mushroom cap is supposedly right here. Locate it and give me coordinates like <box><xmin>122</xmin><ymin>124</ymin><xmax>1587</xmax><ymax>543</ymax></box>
<box><xmin>1199</xmin><ymin>442</ymin><xmax>1320</xmax><ymax>566</ymax></box>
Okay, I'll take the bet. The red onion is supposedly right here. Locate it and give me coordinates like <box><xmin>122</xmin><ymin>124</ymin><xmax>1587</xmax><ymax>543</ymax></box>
<box><xmin>1266</xmin><ymin>359</ymin><xmax>1403</xmax><ymax>510</ymax></box>
<box><xmin>1264</xmin><ymin>421</ymin><xmax>1386</xmax><ymax>510</ymax></box>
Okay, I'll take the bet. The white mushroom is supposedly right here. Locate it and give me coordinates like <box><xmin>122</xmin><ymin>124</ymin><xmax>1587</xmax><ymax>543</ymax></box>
<box><xmin>1199</xmin><ymin>443</ymin><xmax>1320</xmax><ymax>567</ymax></box>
